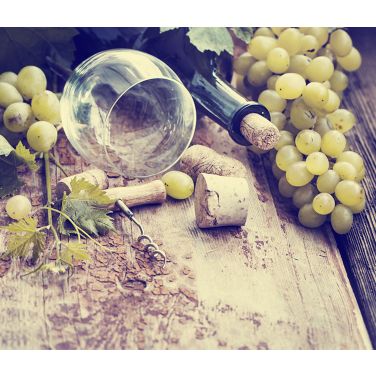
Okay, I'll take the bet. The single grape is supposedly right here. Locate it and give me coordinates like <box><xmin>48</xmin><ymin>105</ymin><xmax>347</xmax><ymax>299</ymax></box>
<box><xmin>321</xmin><ymin>130</ymin><xmax>347</xmax><ymax>157</ymax></box>
<box><xmin>272</xmin><ymin>162</ymin><xmax>285</xmax><ymax>180</ymax></box>
<box><xmin>26</xmin><ymin>121</ymin><xmax>58</xmax><ymax>152</ymax></box>
<box><xmin>6</xmin><ymin>195</ymin><xmax>32</xmax><ymax>220</ymax></box>
<box><xmin>317</xmin><ymin>170</ymin><xmax>341</xmax><ymax>193</ymax></box>
<box><xmin>276</xmin><ymin>145</ymin><xmax>303</xmax><ymax>171</ymax></box>
<box><xmin>0</xmin><ymin>71</ymin><xmax>18</xmax><ymax>86</ymax></box>
<box><xmin>312</xmin><ymin>192</ymin><xmax>335</xmax><ymax>215</ymax></box>
<box><xmin>247</xmin><ymin>61</ymin><xmax>272</xmax><ymax>87</ymax></box>
<box><xmin>306</xmin><ymin>27</ymin><xmax>329</xmax><ymax>47</ymax></box>
<box><xmin>331</xmin><ymin>204</ymin><xmax>353</xmax><ymax>234</ymax></box>
<box><xmin>258</xmin><ymin>89</ymin><xmax>287</xmax><ymax>112</ymax></box>
<box><xmin>267</xmin><ymin>75</ymin><xmax>280</xmax><ymax>90</ymax></box>
<box><xmin>295</xmin><ymin>129</ymin><xmax>321</xmax><ymax>155</ymax></box>
<box><xmin>305</xmin><ymin>56</ymin><xmax>334</xmax><ymax>83</ymax></box>
<box><xmin>292</xmin><ymin>184</ymin><xmax>317</xmax><ymax>208</ymax></box>
<box><xmin>299</xmin><ymin>35</ymin><xmax>319</xmax><ymax>57</ymax></box>
<box><xmin>278</xmin><ymin>175</ymin><xmax>297</xmax><ymax>198</ymax></box>
<box><xmin>287</xmin><ymin>54</ymin><xmax>311</xmax><ymax>78</ymax></box>
<box><xmin>278</xmin><ymin>28</ymin><xmax>303</xmax><ymax>55</ymax></box>
<box><xmin>354</xmin><ymin>167</ymin><xmax>366</xmax><ymax>182</ymax></box>
<box><xmin>254</xmin><ymin>27</ymin><xmax>275</xmax><ymax>38</ymax></box>
<box><xmin>3</xmin><ymin>102</ymin><xmax>35</xmax><ymax>133</ymax></box>
<box><xmin>233</xmin><ymin>52</ymin><xmax>256</xmax><ymax>75</ymax></box>
<box><xmin>329</xmin><ymin>70</ymin><xmax>349</xmax><ymax>92</ymax></box>
<box><xmin>336</xmin><ymin>151</ymin><xmax>364</xmax><ymax>171</ymax></box>
<box><xmin>290</xmin><ymin>98</ymin><xmax>317</xmax><ymax>129</ymax></box>
<box><xmin>337</xmin><ymin>48</ymin><xmax>362</xmax><ymax>72</ymax></box>
<box><xmin>327</xmin><ymin>108</ymin><xmax>356</xmax><ymax>133</ymax></box>
<box><xmin>348</xmin><ymin>196</ymin><xmax>366</xmax><ymax>214</ymax></box>
<box><xmin>333</xmin><ymin>161</ymin><xmax>357</xmax><ymax>180</ymax></box>
<box><xmin>275</xmin><ymin>73</ymin><xmax>306</xmax><ymax>100</ymax></box>
<box><xmin>286</xmin><ymin>161</ymin><xmax>314</xmax><ymax>187</ymax></box>
<box><xmin>314</xmin><ymin>117</ymin><xmax>333</xmax><ymax>136</ymax></box>
<box><xmin>270</xmin><ymin>111</ymin><xmax>287</xmax><ymax>130</ymax></box>
<box><xmin>306</xmin><ymin>152</ymin><xmax>329</xmax><ymax>175</ymax></box>
<box><xmin>271</xmin><ymin>27</ymin><xmax>287</xmax><ymax>36</ymax></box>
<box><xmin>322</xmin><ymin>80</ymin><xmax>331</xmax><ymax>89</ymax></box>
<box><xmin>335</xmin><ymin>180</ymin><xmax>364</xmax><ymax>206</ymax></box>
<box><xmin>298</xmin><ymin>203</ymin><xmax>327</xmax><ymax>228</ymax></box>
<box><xmin>0</xmin><ymin>82</ymin><xmax>23</xmax><ymax>108</ymax></box>
<box><xmin>31</xmin><ymin>90</ymin><xmax>61</xmax><ymax>124</ymax></box>
<box><xmin>323</xmin><ymin>90</ymin><xmax>341</xmax><ymax>113</ymax></box>
<box><xmin>302</xmin><ymin>82</ymin><xmax>329</xmax><ymax>109</ymax></box>
<box><xmin>162</xmin><ymin>170</ymin><xmax>194</xmax><ymax>200</ymax></box>
<box><xmin>330</xmin><ymin>29</ymin><xmax>353</xmax><ymax>57</ymax></box>
<box><xmin>275</xmin><ymin>130</ymin><xmax>295</xmax><ymax>150</ymax></box>
<box><xmin>16</xmin><ymin>66</ymin><xmax>47</xmax><ymax>99</ymax></box>
<box><xmin>248</xmin><ymin>36</ymin><xmax>278</xmax><ymax>60</ymax></box>
<box><xmin>266</xmin><ymin>47</ymin><xmax>290</xmax><ymax>74</ymax></box>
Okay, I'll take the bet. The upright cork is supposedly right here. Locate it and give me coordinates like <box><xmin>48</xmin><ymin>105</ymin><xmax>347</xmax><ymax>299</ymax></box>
<box><xmin>239</xmin><ymin>113</ymin><xmax>280</xmax><ymax>150</ymax></box>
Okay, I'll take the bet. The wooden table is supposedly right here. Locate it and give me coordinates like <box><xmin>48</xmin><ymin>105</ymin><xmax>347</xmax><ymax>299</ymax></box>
<box><xmin>0</xmin><ymin>29</ymin><xmax>374</xmax><ymax>350</ymax></box>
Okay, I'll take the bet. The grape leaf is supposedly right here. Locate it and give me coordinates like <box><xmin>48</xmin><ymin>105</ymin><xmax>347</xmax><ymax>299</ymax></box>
<box><xmin>187</xmin><ymin>27</ymin><xmax>233</xmax><ymax>55</ymax></box>
<box><xmin>231</xmin><ymin>27</ymin><xmax>254</xmax><ymax>44</ymax></box>
<box><xmin>60</xmin><ymin>242</ymin><xmax>91</xmax><ymax>265</ymax></box>
<box><xmin>160</xmin><ymin>27</ymin><xmax>179</xmax><ymax>33</ymax></box>
<box><xmin>0</xmin><ymin>135</ymin><xmax>14</xmax><ymax>156</ymax></box>
<box><xmin>0</xmin><ymin>217</ymin><xmax>46</xmax><ymax>259</ymax></box>
<box><xmin>15</xmin><ymin>142</ymin><xmax>38</xmax><ymax>171</ymax></box>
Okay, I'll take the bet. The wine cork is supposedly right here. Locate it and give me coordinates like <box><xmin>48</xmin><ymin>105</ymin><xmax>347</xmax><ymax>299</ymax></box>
<box><xmin>56</xmin><ymin>169</ymin><xmax>109</xmax><ymax>197</ymax></box>
<box><xmin>104</xmin><ymin>180</ymin><xmax>166</xmax><ymax>210</ymax></box>
<box><xmin>194</xmin><ymin>173</ymin><xmax>250</xmax><ymax>228</ymax></box>
<box><xmin>240</xmin><ymin>113</ymin><xmax>280</xmax><ymax>150</ymax></box>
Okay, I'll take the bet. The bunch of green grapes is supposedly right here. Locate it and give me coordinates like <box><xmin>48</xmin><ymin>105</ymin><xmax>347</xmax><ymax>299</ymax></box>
<box><xmin>233</xmin><ymin>28</ymin><xmax>366</xmax><ymax>234</ymax></box>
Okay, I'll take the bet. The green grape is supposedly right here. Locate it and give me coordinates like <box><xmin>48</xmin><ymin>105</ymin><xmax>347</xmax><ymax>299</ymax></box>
<box><xmin>6</xmin><ymin>195</ymin><xmax>32</xmax><ymax>220</ymax></box>
<box><xmin>290</xmin><ymin>98</ymin><xmax>317</xmax><ymax>129</ymax></box>
<box><xmin>322</xmin><ymin>80</ymin><xmax>331</xmax><ymax>89</ymax></box>
<box><xmin>278</xmin><ymin>28</ymin><xmax>302</xmax><ymax>55</ymax></box>
<box><xmin>270</xmin><ymin>111</ymin><xmax>287</xmax><ymax>130</ymax></box>
<box><xmin>337</xmin><ymin>48</ymin><xmax>362</xmax><ymax>72</ymax></box>
<box><xmin>286</xmin><ymin>161</ymin><xmax>314</xmax><ymax>186</ymax></box>
<box><xmin>312</xmin><ymin>193</ymin><xmax>335</xmax><ymax>215</ymax></box>
<box><xmin>330</xmin><ymin>204</ymin><xmax>353</xmax><ymax>234</ymax></box>
<box><xmin>323</xmin><ymin>90</ymin><xmax>340</xmax><ymax>113</ymax></box>
<box><xmin>306</xmin><ymin>152</ymin><xmax>329</xmax><ymax>175</ymax></box>
<box><xmin>299</xmin><ymin>35</ymin><xmax>319</xmax><ymax>57</ymax></box>
<box><xmin>3</xmin><ymin>102</ymin><xmax>35</xmax><ymax>133</ymax></box>
<box><xmin>292</xmin><ymin>183</ymin><xmax>317</xmax><ymax>208</ymax></box>
<box><xmin>329</xmin><ymin>29</ymin><xmax>353</xmax><ymax>57</ymax></box>
<box><xmin>254</xmin><ymin>27</ymin><xmax>275</xmax><ymax>38</ymax></box>
<box><xmin>275</xmin><ymin>130</ymin><xmax>294</xmax><ymax>150</ymax></box>
<box><xmin>278</xmin><ymin>175</ymin><xmax>297</xmax><ymax>198</ymax></box>
<box><xmin>333</xmin><ymin>161</ymin><xmax>357</xmax><ymax>180</ymax></box>
<box><xmin>275</xmin><ymin>73</ymin><xmax>306</xmax><ymax>99</ymax></box>
<box><xmin>248</xmin><ymin>36</ymin><xmax>278</xmax><ymax>60</ymax></box>
<box><xmin>247</xmin><ymin>61</ymin><xmax>272</xmax><ymax>87</ymax></box>
<box><xmin>272</xmin><ymin>162</ymin><xmax>285</xmax><ymax>179</ymax></box>
<box><xmin>302</xmin><ymin>82</ymin><xmax>329</xmax><ymax>109</ymax></box>
<box><xmin>233</xmin><ymin>73</ymin><xmax>252</xmax><ymax>96</ymax></box>
<box><xmin>271</xmin><ymin>27</ymin><xmax>287</xmax><ymax>36</ymax></box>
<box><xmin>336</xmin><ymin>151</ymin><xmax>364</xmax><ymax>171</ymax></box>
<box><xmin>26</xmin><ymin>121</ymin><xmax>58</xmax><ymax>152</ymax></box>
<box><xmin>31</xmin><ymin>90</ymin><xmax>61</xmax><ymax>124</ymax></box>
<box><xmin>298</xmin><ymin>203</ymin><xmax>326</xmax><ymax>228</ymax></box>
<box><xmin>0</xmin><ymin>82</ymin><xmax>23</xmax><ymax>108</ymax></box>
<box><xmin>162</xmin><ymin>170</ymin><xmax>194</xmax><ymax>199</ymax></box>
<box><xmin>299</xmin><ymin>27</ymin><xmax>310</xmax><ymax>34</ymax></box>
<box><xmin>305</xmin><ymin>57</ymin><xmax>334</xmax><ymax>83</ymax></box>
<box><xmin>306</xmin><ymin>27</ymin><xmax>329</xmax><ymax>47</ymax></box>
<box><xmin>266</xmin><ymin>47</ymin><xmax>290</xmax><ymax>73</ymax></box>
<box><xmin>233</xmin><ymin>52</ymin><xmax>256</xmax><ymax>75</ymax></box>
<box><xmin>326</xmin><ymin>108</ymin><xmax>356</xmax><ymax>133</ymax></box>
<box><xmin>276</xmin><ymin>145</ymin><xmax>303</xmax><ymax>171</ymax></box>
<box><xmin>287</xmin><ymin>54</ymin><xmax>311</xmax><ymax>78</ymax></box>
<box><xmin>16</xmin><ymin>66</ymin><xmax>47</xmax><ymax>99</ymax></box>
<box><xmin>314</xmin><ymin>117</ymin><xmax>333</xmax><ymax>136</ymax></box>
<box><xmin>329</xmin><ymin>70</ymin><xmax>349</xmax><ymax>92</ymax></box>
<box><xmin>267</xmin><ymin>75</ymin><xmax>280</xmax><ymax>90</ymax></box>
<box><xmin>348</xmin><ymin>196</ymin><xmax>366</xmax><ymax>214</ymax></box>
<box><xmin>317</xmin><ymin>170</ymin><xmax>341</xmax><ymax>193</ymax></box>
<box><xmin>354</xmin><ymin>167</ymin><xmax>366</xmax><ymax>182</ymax></box>
<box><xmin>317</xmin><ymin>46</ymin><xmax>335</xmax><ymax>61</ymax></box>
<box><xmin>258</xmin><ymin>89</ymin><xmax>287</xmax><ymax>112</ymax></box>
<box><xmin>335</xmin><ymin>180</ymin><xmax>364</xmax><ymax>206</ymax></box>
<box><xmin>0</xmin><ymin>71</ymin><xmax>18</xmax><ymax>86</ymax></box>
<box><xmin>295</xmin><ymin>129</ymin><xmax>321</xmax><ymax>155</ymax></box>
<box><xmin>321</xmin><ymin>130</ymin><xmax>346</xmax><ymax>157</ymax></box>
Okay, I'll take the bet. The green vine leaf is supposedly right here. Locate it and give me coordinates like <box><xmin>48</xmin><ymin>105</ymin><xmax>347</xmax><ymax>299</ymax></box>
<box><xmin>60</xmin><ymin>242</ymin><xmax>91</xmax><ymax>266</ymax></box>
<box><xmin>187</xmin><ymin>27</ymin><xmax>234</xmax><ymax>55</ymax></box>
<box><xmin>231</xmin><ymin>27</ymin><xmax>254</xmax><ymax>44</ymax></box>
<box><xmin>15</xmin><ymin>141</ymin><xmax>38</xmax><ymax>171</ymax></box>
<box><xmin>0</xmin><ymin>135</ymin><xmax>14</xmax><ymax>156</ymax></box>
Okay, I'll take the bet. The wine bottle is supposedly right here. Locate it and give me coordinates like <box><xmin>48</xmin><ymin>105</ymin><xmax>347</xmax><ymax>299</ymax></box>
<box><xmin>139</xmin><ymin>28</ymin><xmax>280</xmax><ymax>150</ymax></box>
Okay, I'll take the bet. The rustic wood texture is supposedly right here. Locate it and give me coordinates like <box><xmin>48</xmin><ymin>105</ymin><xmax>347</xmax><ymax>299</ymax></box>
<box><xmin>0</xmin><ymin>115</ymin><xmax>371</xmax><ymax>349</ymax></box>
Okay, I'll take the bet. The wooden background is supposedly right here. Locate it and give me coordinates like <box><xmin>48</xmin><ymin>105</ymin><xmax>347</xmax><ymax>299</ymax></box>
<box><xmin>0</xmin><ymin>29</ymin><xmax>374</xmax><ymax>350</ymax></box>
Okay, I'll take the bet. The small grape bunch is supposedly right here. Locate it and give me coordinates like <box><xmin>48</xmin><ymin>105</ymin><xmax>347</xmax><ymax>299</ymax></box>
<box><xmin>232</xmin><ymin>27</ymin><xmax>366</xmax><ymax>234</ymax></box>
